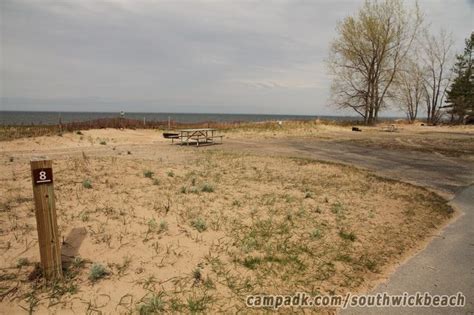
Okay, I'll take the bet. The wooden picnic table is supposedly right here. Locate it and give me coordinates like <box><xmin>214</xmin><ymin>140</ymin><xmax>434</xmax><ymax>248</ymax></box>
<box><xmin>177</xmin><ymin>128</ymin><xmax>223</xmax><ymax>146</ymax></box>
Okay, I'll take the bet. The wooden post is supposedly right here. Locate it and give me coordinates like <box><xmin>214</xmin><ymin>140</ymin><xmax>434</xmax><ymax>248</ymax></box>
<box><xmin>30</xmin><ymin>158</ymin><xmax>62</xmax><ymax>280</ymax></box>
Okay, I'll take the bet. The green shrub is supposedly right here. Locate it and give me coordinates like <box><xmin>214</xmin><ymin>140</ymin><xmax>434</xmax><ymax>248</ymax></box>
<box><xmin>88</xmin><ymin>263</ymin><xmax>108</xmax><ymax>281</ymax></box>
<box><xmin>159</xmin><ymin>220</ymin><xmax>168</xmax><ymax>233</ymax></box>
<box><xmin>201</xmin><ymin>183</ymin><xmax>214</xmax><ymax>193</ymax></box>
<box><xmin>147</xmin><ymin>218</ymin><xmax>158</xmax><ymax>232</ymax></box>
<box><xmin>192</xmin><ymin>268</ymin><xmax>202</xmax><ymax>283</ymax></box>
<box><xmin>242</xmin><ymin>256</ymin><xmax>262</xmax><ymax>269</ymax></box>
<box><xmin>310</xmin><ymin>228</ymin><xmax>322</xmax><ymax>239</ymax></box>
<box><xmin>138</xmin><ymin>294</ymin><xmax>165</xmax><ymax>314</ymax></box>
<box><xmin>339</xmin><ymin>230</ymin><xmax>356</xmax><ymax>242</ymax></box>
<box><xmin>144</xmin><ymin>170</ymin><xmax>154</xmax><ymax>178</ymax></box>
<box><xmin>331</xmin><ymin>202</ymin><xmax>344</xmax><ymax>214</ymax></box>
<box><xmin>82</xmin><ymin>179</ymin><xmax>92</xmax><ymax>189</ymax></box>
<box><xmin>191</xmin><ymin>218</ymin><xmax>207</xmax><ymax>232</ymax></box>
<box><xmin>17</xmin><ymin>257</ymin><xmax>29</xmax><ymax>268</ymax></box>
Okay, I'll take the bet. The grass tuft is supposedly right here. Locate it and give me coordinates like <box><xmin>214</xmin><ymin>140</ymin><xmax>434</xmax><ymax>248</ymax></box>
<box><xmin>88</xmin><ymin>263</ymin><xmax>108</xmax><ymax>282</ymax></box>
<box><xmin>310</xmin><ymin>228</ymin><xmax>322</xmax><ymax>240</ymax></box>
<box><xmin>138</xmin><ymin>294</ymin><xmax>165</xmax><ymax>314</ymax></box>
<box><xmin>17</xmin><ymin>257</ymin><xmax>29</xmax><ymax>268</ymax></box>
<box><xmin>158</xmin><ymin>220</ymin><xmax>168</xmax><ymax>233</ymax></box>
<box><xmin>339</xmin><ymin>230</ymin><xmax>356</xmax><ymax>242</ymax></box>
<box><xmin>82</xmin><ymin>179</ymin><xmax>92</xmax><ymax>189</ymax></box>
<box><xmin>201</xmin><ymin>183</ymin><xmax>214</xmax><ymax>193</ymax></box>
<box><xmin>242</xmin><ymin>256</ymin><xmax>262</xmax><ymax>269</ymax></box>
<box><xmin>143</xmin><ymin>170</ymin><xmax>154</xmax><ymax>178</ymax></box>
<box><xmin>190</xmin><ymin>218</ymin><xmax>207</xmax><ymax>232</ymax></box>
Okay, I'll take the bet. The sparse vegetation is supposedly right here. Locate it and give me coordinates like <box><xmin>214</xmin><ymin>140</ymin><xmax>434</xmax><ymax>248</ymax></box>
<box><xmin>310</xmin><ymin>228</ymin><xmax>322</xmax><ymax>239</ymax></box>
<box><xmin>82</xmin><ymin>179</ymin><xmax>92</xmax><ymax>189</ymax></box>
<box><xmin>339</xmin><ymin>230</ymin><xmax>357</xmax><ymax>242</ymax></box>
<box><xmin>88</xmin><ymin>263</ymin><xmax>108</xmax><ymax>282</ymax></box>
<box><xmin>192</xmin><ymin>268</ymin><xmax>202</xmax><ymax>283</ymax></box>
<box><xmin>190</xmin><ymin>218</ymin><xmax>207</xmax><ymax>232</ymax></box>
<box><xmin>201</xmin><ymin>183</ymin><xmax>214</xmax><ymax>193</ymax></box>
<box><xmin>143</xmin><ymin>170</ymin><xmax>154</xmax><ymax>178</ymax></box>
<box><xmin>158</xmin><ymin>220</ymin><xmax>168</xmax><ymax>233</ymax></box>
<box><xmin>138</xmin><ymin>294</ymin><xmax>165</xmax><ymax>314</ymax></box>
<box><xmin>16</xmin><ymin>257</ymin><xmax>29</xmax><ymax>268</ymax></box>
<box><xmin>187</xmin><ymin>294</ymin><xmax>211</xmax><ymax>313</ymax></box>
<box><xmin>0</xmin><ymin>132</ymin><xmax>455</xmax><ymax>314</ymax></box>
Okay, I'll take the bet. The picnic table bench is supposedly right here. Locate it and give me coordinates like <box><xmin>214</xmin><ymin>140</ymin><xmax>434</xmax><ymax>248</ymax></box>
<box><xmin>163</xmin><ymin>128</ymin><xmax>223</xmax><ymax>146</ymax></box>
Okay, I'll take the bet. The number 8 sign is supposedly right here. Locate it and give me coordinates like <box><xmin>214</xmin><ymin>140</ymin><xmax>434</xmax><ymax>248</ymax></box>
<box><xmin>33</xmin><ymin>168</ymin><xmax>53</xmax><ymax>185</ymax></box>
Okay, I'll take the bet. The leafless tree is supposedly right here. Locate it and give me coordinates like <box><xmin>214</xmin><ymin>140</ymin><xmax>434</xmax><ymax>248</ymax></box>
<box><xmin>394</xmin><ymin>56</ymin><xmax>425</xmax><ymax>122</ymax></box>
<box><xmin>328</xmin><ymin>0</ymin><xmax>422</xmax><ymax>125</ymax></box>
<box><xmin>421</xmin><ymin>29</ymin><xmax>454</xmax><ymax>124</ymax></box>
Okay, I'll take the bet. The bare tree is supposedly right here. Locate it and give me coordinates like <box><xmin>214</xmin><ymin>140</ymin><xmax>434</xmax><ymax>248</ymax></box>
<box><xmin>395</xmin><ymin>56</ymin><xmax>425</xmax><ymax>122</ymax></box>
<box><xmin>328</xmin><ymin>0</ymin><xmax>422</xmax><ymax>125</ymax></box>
<box><xmin>421</xmin><ymin>29</ymin><xmax>454</xmax><ymax>124</ymax></box>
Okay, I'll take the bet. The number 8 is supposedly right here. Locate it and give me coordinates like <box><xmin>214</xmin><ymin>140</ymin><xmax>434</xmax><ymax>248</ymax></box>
<box><xmin>39</xmin><ymin>171</ymin><xmax>47</xmax><ymax>180</ymax></box>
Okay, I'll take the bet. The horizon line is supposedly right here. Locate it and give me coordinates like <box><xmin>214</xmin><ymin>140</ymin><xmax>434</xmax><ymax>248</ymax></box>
<box><xmin>0</xmin><ymin>110</ymin><xmax>410</xmax><ymax>118</ymax></box>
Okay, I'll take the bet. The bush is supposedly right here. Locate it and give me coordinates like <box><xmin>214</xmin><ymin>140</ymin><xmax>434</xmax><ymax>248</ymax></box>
<box><xmin>191</xmin><ymin>218</ymin><xmax>207</xmax><ymax>232</ymax></box>
<box><xmin>138</xmin><ymin>294</ymin><xmax>165</xmax><ymax>314</ymax></box>
<box><xmin>201</xmin><ymin>183</ymin><xmax>214</xmax><ymax>193</ymax></box>
<box><xmin>88</xmin><ymin>263</ymin><xmax>108</xmax><ymax>281</ymax></box>
<box><xmin>82</xmin><ymin>179</ymin><xmax>92</xmax><ymax>189</ymax></box>
<box><xmin>17</xmin><ymin>257</ymin><xmax>29</xmax><ymax>268</ymax></box>
<box><xmin>143</xmin><ymin>170</ymin><xmax>154</xmax><ymax>178</ymax></box>
<box><xmin>339</xmin><ymin>230</ymin><xmax>356</xmax><ymax>242</ymax></box>
<box><xmin>159</xmin><ymin>220</ymin><xmax>168</xmax><ymax>233</ymax></box>
<box><xmin>310</xmin><ymin>228</ymin><xmax>322</xmax><ymax>239</ymax></box>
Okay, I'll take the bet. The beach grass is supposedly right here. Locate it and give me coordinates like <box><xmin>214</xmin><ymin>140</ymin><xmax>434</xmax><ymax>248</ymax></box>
<box><xmin>0</xmin><ymin>146</ymin><xmax>452</xmax><ymax>313</ymax></box>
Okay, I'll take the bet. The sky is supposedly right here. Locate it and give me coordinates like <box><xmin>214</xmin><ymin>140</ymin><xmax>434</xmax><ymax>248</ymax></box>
<box><xmin>0</xmin><ymin>0</ymin><xmax>472</xmax><ymax>116</ymax></box>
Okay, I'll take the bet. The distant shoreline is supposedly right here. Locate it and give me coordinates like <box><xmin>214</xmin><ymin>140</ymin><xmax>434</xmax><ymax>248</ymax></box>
<box><xmin>0</xmin><ymin>111</ymin><xmax>405</xmax><ymax>126</ymax></box>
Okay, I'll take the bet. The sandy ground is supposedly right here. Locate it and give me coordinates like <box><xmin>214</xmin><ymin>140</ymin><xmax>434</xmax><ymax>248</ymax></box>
<box><xmin>0</xmin><ymin>123</ymin><xmax>471</xmax><ymax>314</ymax></box>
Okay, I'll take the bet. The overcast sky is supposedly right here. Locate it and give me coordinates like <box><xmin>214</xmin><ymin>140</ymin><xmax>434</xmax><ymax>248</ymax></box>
<box><xmin>0</xmin><ymin>0</ymin><xmax>472</xmax><ymax>115</ymax></box>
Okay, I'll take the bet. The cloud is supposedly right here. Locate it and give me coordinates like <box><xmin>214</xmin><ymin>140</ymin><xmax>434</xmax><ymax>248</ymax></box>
<box><xmin>0</xmin><ymin>0</ymin><xmax>472</xmax><ymax>115</ymax></box>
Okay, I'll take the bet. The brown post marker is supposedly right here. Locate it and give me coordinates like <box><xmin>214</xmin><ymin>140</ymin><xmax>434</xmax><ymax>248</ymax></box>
<box><xmin>30</xmin><ymin>157</ymin><xmax>62</xmax><ymax>280</ymax></box>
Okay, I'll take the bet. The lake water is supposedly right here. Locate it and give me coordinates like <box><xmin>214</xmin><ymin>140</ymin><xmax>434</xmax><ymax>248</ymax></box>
<box><xmin>0</xmin><ymin>111</ymin><xmax>362</xmax><ymax>125</ymax></box>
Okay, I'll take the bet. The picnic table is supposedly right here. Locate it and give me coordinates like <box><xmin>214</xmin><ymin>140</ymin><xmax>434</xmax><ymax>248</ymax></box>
<box><xmin>163</xmin><ymin>128</ymin><xmax>223</xmax><ymax>146</ymax></box>
<box><xmin>179</xmin><ymin>128</ymin><xmax>223</xmax><ymax>146</ymax></box>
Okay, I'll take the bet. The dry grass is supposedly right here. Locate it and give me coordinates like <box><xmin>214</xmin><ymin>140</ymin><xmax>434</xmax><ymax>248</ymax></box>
<box><xmin>0</xmin><ymin>147</ymin><xmax>452</xmax><ymax>313</ymax></box>
<box><xmin>0</xmin><ymin>118</ymin><xmax>360</xmax><ymax>141</ymax></box>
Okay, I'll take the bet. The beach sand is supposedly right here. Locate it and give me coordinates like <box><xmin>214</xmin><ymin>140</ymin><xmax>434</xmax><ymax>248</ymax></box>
<box><xmin>1</xmin><ymin>123</ymin><xmax>471</xmax><ymax>314</ymax></box>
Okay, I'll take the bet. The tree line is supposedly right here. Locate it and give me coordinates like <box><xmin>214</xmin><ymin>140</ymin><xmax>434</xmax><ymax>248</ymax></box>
<box><xmin>328</xmin><ymin>0</ymin><xmax>473</xmax><ymax>125</ymax></box>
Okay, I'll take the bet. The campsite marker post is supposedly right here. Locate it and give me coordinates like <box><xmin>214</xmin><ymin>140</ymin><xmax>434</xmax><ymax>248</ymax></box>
<box><xmin>30</xmin><ymin>157</ymin><xmax>62</xmax><ymax>280</ymax></box>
